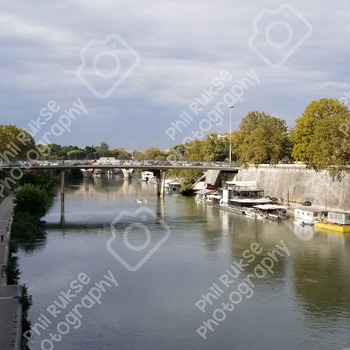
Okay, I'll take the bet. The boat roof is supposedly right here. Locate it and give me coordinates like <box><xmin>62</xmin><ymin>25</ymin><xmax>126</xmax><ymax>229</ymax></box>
<box><xmin>229</xmin><ymin>198</ymin><xmax>272</xmax><ymax>204</ymax></box>
<box><xmin>207</xmin><ymin>195</ymin><xmax>222</xmax><ymax>199</ymax></box>
<box><xmin>294</xmin><ymin>206</ymin><xmax>327</xmax><ymax>213</ymax></box>
<box><xmin>253</xmin><ymin>204</ymin><xmax>288</xmax><ymax>210</ymax></box>
<box><xmin>328</xmin><ymin>211</ymin><xmax>350</xmax><ymax>215</ymax></box>
<box><xmin>196</xmin><ymin>189</ymin><xmax>216</xmax><ymax>195</ymax></box>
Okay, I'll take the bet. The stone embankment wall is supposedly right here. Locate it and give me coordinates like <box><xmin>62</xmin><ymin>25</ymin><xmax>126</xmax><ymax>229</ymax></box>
<box><xmin>235</xmin><ymin>165</ymin><xmax>350</xmax><ymax>211</ymax></box>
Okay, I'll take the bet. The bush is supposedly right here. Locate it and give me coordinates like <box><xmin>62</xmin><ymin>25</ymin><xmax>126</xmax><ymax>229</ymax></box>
<box><xmin>11</xmin><ymin>212</ymin><xmax>40</xmax><ymax>242</ymax></box>
<box><xmin>13</xmin><ymin>184</ymin><xmax>50</xmax><ymax>218</ymax></box>
<box><xmin>180</xmin><ymin>183</ymin><xmax>195</xmax><ymax>196</ymax></box>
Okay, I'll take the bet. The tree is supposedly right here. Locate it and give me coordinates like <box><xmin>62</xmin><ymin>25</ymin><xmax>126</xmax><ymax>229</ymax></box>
<box><xmin>132</xmin><ymin>150</ymin><xmax>144</xmax><ymax>161</ymax></box>
<box><xmin>96</xmin><ymin>141</ymin><xmax>112</xmax><ymax>157</ymax></box>
<box><xmin>84</xmin><ymin>146</ymin><xmax>96</xmax><ymax>159</ymax></box>
<box><xmin>112</xmin><ymin>147</ymin><xmax>132</xmax><ymax>160</ymax></box>
<box><xmin>67</xmin><ymin>149</ymin><xmax>86</xmax><ymax>160</ymax></box>
<box><xmin>13</xmin><ymin>184</ymin><xmax>50</xmax><ymax>218</ymax></box>
<box><xmin>292</xmin><ymin>98</ymin><xmax>350</xmax><ymax>170</ymax></box>
<box><xmin>143</xmin><ymin>147</ymin><xmax>166</xmax><ymax>160</ymax></box>
<box><xmin>0</xmin><ymin>125</ymin><xmax>35</xmax><ymax>160</ymax></box>
<box><xmin>232</xmin><ymin>111</ymin><xmax>290</xmax><ymax>164</ymax></box>
<box><xmin>167</xmin><ymin>144</ymin><xmax>186</xmax><ymax>160</ymax></box>
<box><xmin>202</xmin><ymin>134</ymin><xmax>228</xmax><ymax>161</ymax></box>
<box><xmin>184</xmin><ymin>140</ymin><xmax>205</xmax><ymax>161</ymax></box>
<box><xmin>60</xmin><ymin>145</ymin><xmax>79</xmax><ymax>159</ymax></box>
<box><xmin>19</xmin><ymin>170</ymin><xmax>57</xmax><ymax>195</ymax></box>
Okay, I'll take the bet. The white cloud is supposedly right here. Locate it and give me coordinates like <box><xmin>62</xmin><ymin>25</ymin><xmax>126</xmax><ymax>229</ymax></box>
<box><xmin>1</xmin><ymin>0</ymin><xmax>350</xmax><ymax>149</ymax></box>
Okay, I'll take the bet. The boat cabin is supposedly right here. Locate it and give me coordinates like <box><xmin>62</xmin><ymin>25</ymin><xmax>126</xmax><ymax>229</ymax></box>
<box><xmin>253</xmin><ymin>204</ymin><xmax>288</xmax><ymax>219</ymax></box>
<box><xmin>294</xmin><ymin>207</ymin><xmax>326</xmax><ymax>225</ymax></box>
<box><xmin>166</xmin><ymin>181</ymin><xmax>181</xmax><ymax>193</ymax></box>
<box><xmin>142</xmin><ymin>171</ymin><xmax>155</xmax><ymax>182</ymax></box>
<box><xmin>219</xmin><ymin>180</ymin><xmax>269</xmax><ymax>208</ymax></box>
<box><xmin>327</xmin><ymin>211</ymin><xmax>350</xmax><ymax>225</ymax></box>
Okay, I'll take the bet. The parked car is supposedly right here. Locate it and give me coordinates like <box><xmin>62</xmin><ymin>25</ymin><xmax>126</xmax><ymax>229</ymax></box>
<box><xmin>303</xmin><ymin>200</ymin><xmax>312</xmax><ymax>206</ymax></box>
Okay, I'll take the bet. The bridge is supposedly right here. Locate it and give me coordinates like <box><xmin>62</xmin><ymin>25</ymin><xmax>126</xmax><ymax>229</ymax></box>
<box><xmin>0</xmin><ymin>163</ymin><xmax>240</xmax><ymax>195</ymax></box>
<box><xmin>0</xmin><ymin>163</ymin><xmax>240</xmax><ymax>171</ymax></box>
<box><xmin>1</xmin><ymin>162</ymin><xmax>241</xmax><ymax>225</ymax></box>
<box><xmin>0</xmin><ymin>162</ymin><xmax>240</xmax><ymax>224</ymax></box>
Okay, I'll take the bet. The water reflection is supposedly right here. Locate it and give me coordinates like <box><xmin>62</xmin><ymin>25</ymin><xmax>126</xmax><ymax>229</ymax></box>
<box><xmin>17</xmin><ymin>177</ymin><xmax>350</xmax><ymax>350</ymax></box>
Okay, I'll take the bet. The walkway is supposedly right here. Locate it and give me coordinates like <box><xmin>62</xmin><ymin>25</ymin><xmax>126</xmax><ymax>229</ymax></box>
<box><xmin>0</xmin><ymin>195</ymin><xmax>22</xmax><ymax>350</ymax></box>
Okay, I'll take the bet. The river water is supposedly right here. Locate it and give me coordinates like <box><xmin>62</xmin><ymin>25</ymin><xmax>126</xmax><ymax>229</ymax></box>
<box><xmin>18</xmin><ymin>175</ymin><xmax>350</xmax><ymax>350</ymax></box>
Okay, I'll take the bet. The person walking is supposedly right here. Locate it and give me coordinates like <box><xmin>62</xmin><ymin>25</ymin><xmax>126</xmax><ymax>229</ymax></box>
<box><xmin>1</xmin><ymin>231</ymin><xmax>4</xmax><ymax>242</ymax></box>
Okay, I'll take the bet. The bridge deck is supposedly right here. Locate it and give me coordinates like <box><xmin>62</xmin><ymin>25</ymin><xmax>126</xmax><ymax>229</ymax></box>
<box><xmin>0</xmin><ymin>165</ymin><xmax>240</xmax><ymax>171</ymax></box>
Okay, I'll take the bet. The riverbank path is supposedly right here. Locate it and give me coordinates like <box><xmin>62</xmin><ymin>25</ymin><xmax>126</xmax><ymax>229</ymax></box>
<box><xmin>0</xmin><ymin>195</ymin><xmax>22</xmax><ymax>350</ymax></box>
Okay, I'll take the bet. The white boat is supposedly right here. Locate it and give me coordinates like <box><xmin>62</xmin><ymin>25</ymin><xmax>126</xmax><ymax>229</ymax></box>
<box><xmin>142</xmin><ymin>171</ymin><xmax>155</xmax><ymax>182</ymax></box>
<box><xmin>294</xmin><ymin>219</ymin><xmax>314</xmax><ymax>226</ymax></box>
<box><xmin>244</xmin><ymin>209</ymin><xmax>256</xmax><ymax>218</ymax></box>
<box><xmin>268</xmin><ymin>213</ymin><xmax>279</xmax><ymax>220</ymax></box>
<box><xmin>294</xmin><ymin>207</ymin><xmax>326</xmax><ymax>226</ymax></box>
<box><xmin>135</xmin><ymin>199</ymin><xmax>148</xmax><ymax>204</ymax></box>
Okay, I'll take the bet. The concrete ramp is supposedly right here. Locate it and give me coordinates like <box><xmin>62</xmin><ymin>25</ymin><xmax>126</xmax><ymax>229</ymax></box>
<box><xmin>205</xmin><ymin>170</ymin><xmax>221</xmax><ymax>188</ymax></box>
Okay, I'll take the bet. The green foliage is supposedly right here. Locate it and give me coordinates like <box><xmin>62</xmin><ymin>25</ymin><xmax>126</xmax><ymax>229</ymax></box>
<box><xmin>132</xmin><ymin>150</ymin><xmax>144</xmax><ymax>160</ymax></box>
<box><xmin>60</xmin><ymin>145</ymin><xmax>79</xmax><ymax>159</ymax></box>
<box><xmin>143</xmin><ymin>147</ymin><xmax>166</xmax><ymax>160</ymax></box>
<box><xmin>95</xmin><ymin>141</ymin><xmax>112</xmax><ymax>157</ymax></box>
<box><xmin>11</xmin><ymin>211</ymin><xmax>42</xmax><ymax>242</ymax></box>
<box><xmin>113</xmin><ymin>147</ymin><xmax>132</xmax><ymax>160</ymax></box>
<box><xmin>19</xmin><ymin>284</ymin><xmax>33</xmax><ymax>313</ymax></box>
<box><xmin>232</xmin><ymin>111</ymin><xmax>291</xmax><ymax>164</ymax></box>
<box><xmin>292</xmin><ymin>98</ymin><xmax>350</xmax><ymax>171</ymax></box>
<box><xmin>0</xmin><ymin>125</ymin><xmax>35</xmax><ymax>160</ymax></box>
<box><xmin>6</xmin><ymin>255</ymin><xmax>20</xmax><ymax>285</ymax></box>
<box><xmin>184</xmin><ymin>140</ymin><xmax>204</xmax><ymax>161</ymax></box>
<box><xmin>179</xmin><ymin>183</ymin><xmax>195</xmax><ymax>196</ymax></box>
<box><xmin>67</xmin><ymin>149</ymin><xmax>86</xmax><ymax>160</ymax></box>
<box><xmin>13</xmin><ymin>184</ymin><xmax>50</xmax><ymax>218</ymax></box>
<box><xmin>19</xmin><ymin>170</ymin><xmax>57</xmax><ymax>195</ymax></box>
<box><xmin>184</xmin><ymin>134</ymin><xmax>228</xmax><ymax>162</ymax></box>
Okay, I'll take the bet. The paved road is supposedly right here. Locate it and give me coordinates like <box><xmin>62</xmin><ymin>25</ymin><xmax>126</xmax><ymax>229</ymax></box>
<box><xmin>0</xmin><ymin>195</ymin><xmax>22</xmax><ymax>350</ymax></box>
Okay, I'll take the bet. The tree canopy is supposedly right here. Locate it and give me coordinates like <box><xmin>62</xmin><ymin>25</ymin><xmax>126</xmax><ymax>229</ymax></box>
<box><xmin>292</xmin><ymin>98</ymin><xmax>350</xmax><ymax>170</ymax></box>
<box><xmin>232</xmin><ymin>111</ymin><xmax>291</xmax><ymax>164</ymax></box>
<box><xmin>183</xmin><ymin>134</ymin><xmax>228</xmax><ymax>162</ymax></box>
<box><xmin>0</xmin><ymin>125</ymin><xmax>35</xmax><ymax>160</ymax></box>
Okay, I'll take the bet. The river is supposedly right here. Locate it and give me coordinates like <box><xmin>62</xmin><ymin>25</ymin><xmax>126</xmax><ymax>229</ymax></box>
<box><xmin>18</xmin><ymin>175</ymin><xmax>350</xmax><ymax>350</ymax></box>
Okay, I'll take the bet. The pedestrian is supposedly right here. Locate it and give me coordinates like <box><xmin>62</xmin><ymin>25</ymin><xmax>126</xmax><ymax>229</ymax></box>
<box><xmin>1</xmin><ymin>231</ymin><xmax>4</xmax><ymax>242</ymax></box>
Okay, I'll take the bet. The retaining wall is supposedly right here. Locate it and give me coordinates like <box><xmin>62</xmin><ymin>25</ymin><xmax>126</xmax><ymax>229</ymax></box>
<box><xmin>235</xmin><ymin>165</ymin><xmax>350</xmax><ymax>211</ymax></box>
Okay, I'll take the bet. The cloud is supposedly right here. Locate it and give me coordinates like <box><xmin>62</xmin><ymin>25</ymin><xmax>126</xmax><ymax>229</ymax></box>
<box><xmin>1</xmin><ymin>0</ymin><xmax>350</xmax><ymax>150</ymax></box>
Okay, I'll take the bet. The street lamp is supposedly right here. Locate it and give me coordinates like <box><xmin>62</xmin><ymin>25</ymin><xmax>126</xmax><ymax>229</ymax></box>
<box><xmin>228</xmin><ymin>105</ymin><xmax>234</xmax><ymax>166</ymax></box>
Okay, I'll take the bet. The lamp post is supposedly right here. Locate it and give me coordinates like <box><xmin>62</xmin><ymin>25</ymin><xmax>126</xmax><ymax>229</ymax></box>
<box><xmin>228</xmin><ymin>105</ymin><xmax>234</xmax><ymax>166</ymax></box>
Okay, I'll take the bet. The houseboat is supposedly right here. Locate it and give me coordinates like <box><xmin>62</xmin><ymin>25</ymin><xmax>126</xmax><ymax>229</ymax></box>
<box><xmin>142</xmin><ymin>171</ymin><xmax>155</xmax><ymax>182</ymax></box>
<box><xmin>165</xmin><ymin>180</ymin><xmax>181</xmax><ymax>193</ymax></box>
<box><xmin>219</xmin><ymin>181</ymin><xmax>272</xmax><ymax>213</ymax></box>
<box><xmin>195</xmin><ymin>189</ymin><xmax>219</xmax><ymax>203</ymax></box>
<box><xmin>315</xmin><ymin>211</ymin><xmax>350</xmax><ymax>233</ymax></box>
<box><xmin>294</xmin><ymin>207</ymin><xmax>327</xmax><ymax>226</ymax></box>
<box><xmin>253</xmin><ymin>204</ymin><xmax>288</xmax><ymax>220</ymax></box>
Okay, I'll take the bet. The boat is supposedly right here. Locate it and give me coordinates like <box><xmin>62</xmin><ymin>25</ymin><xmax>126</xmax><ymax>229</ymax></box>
<box><xmin>253</xmin><ymin>204</ymin><xmax>288</xmax><ymax>220</ymax></box>
<box><xmin>256</xmin><ymin>212</ymin><xmax>268</xmax><ymax>220</ymax></box>
<box><xmin>219</xmin><ymin>181</ymin><xmax>273</xmax><ymax>213</ymax></box>
<box><xmin>142</xmin><ymin>171</ymin><xmax>155</xmax><ymax>182</ymax></box>
<box><xmin>315</xmin><ymin>211</ymin><xmax>350</xmax><ymax>233</ymax></box>
<box><xmin>244</xmin><ymin>209</ymin><xmax>256</xmax><ymax>218</ymax></box>
<box><xmin>135</xmin><ymin>199</ymin><xmax>148</xmax><ymax>204</ymax></box>
<box><xmin>294</xmin><ymin>207</ymin><xmax>327</xmax><ymax>226</ymax></box>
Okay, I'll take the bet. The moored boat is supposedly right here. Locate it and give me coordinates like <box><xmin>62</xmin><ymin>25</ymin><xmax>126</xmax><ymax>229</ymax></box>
<box><xmin>315</xmin><ymin>211</ymin><xmax>350</xmax><ymax>233</ymax></box>
<box><xmin>244</xmin><ymin>209</ymin><xmax>256</xmax><ymax>218</ymax></box>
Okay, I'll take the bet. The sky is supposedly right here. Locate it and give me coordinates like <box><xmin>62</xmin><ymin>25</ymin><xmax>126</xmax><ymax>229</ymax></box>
<box><xmin>1</xmin><ymin>0</ymin><xmax>350</xmax><ymax>151</ymax></box>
